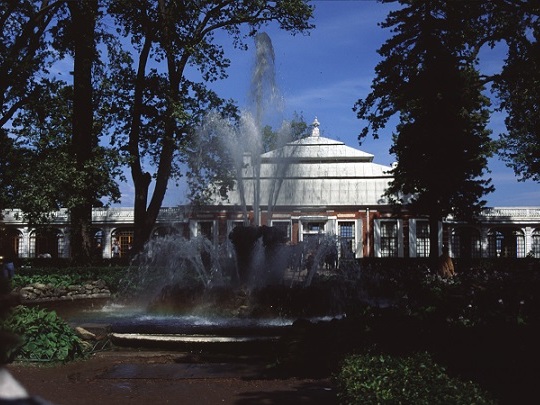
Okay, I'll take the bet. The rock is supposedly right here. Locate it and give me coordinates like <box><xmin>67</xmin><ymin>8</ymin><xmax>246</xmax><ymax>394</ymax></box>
<box><xmin>74</xmin><ymin>327</ymin><xmax>96</xmax><ymax>340</ymax></box>
<box><xmin>17</xmin><ymin>280</ymin><xmax>111</xmax><ymax>302</ymax></box>
<box><xmin>20</xmin><ymin>287</ymin><xmax>34</xmax><ymax>294</ymax></box>
<box><xmin>77</xmin><ymin>323</ymin><xmax>111</xmax><ymax>338</ymax></box>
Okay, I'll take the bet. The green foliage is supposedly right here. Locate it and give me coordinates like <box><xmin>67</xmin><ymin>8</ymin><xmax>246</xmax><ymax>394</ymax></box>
<box><xmin>495</xmin><ymin>24</ymin><xmax>540</xmax><ymax>183</ymax></box>
<box><xmin>12</xmin><ymin>266</ymin><xmax>127</xmax><ymax>293</ymax></box>
<box><xmin>0</xmin><ymin>132</ymin><xmax>27</xmax><ymax>212</ymax></box>
<box><xmin>0</xmin><ymin>277</ymin><xmax>20</xmax><ymax>364</ymax></box>
<box><xmin>262</xmin><ymin>111</ymin><xmax>310</xmax><ymax>152</ymax></box>
<box><xmin>105</xmin><ymin>0</ymin><xmax>314</xmax><ymax>250</ymax></box>
<box><xmin>356</xmin><ymin>1</ymin><xmax>494</xmax><ymax>226</ymax></box>
<box><xmin>336</xmin><ymin>352</ymin><xmax>495</xmax><ymax>405</ymax></box>
<box><xmin>12</xmin><ymin>274</ymin><xmax>75</xmax><ymax>289</ymax></box>
<box><xmin>10</xmin><ymin>79</ymin><xmax>121</xmax><ymax>220</ymax></box>
<box><xmin>0</xmin><ymin>0</ymin><xmax>61</xmax><ymax>128</ymax></box>
<box><xmin>1</xmin><ymin>305</ymin><xmax>86</xmax><ymax>363</ymax></box>
<box><xmin>355</xmin><ymin>0</ymin><xmax>540</xmax><ymax>216</ymax></box>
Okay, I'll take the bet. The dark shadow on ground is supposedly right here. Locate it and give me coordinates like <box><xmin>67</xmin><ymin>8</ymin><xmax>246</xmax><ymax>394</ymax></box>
<box><xmin>234</xmin><ymin>381</ymin><xmax>338</xmax><ymax>405</ymax></box>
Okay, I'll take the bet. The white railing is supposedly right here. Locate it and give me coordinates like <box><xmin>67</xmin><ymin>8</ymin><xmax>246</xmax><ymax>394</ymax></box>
<box><xmin>3</xmin><ymin>206</ymin><xmax>540</xmax><ymax>226</ymax></box>
<box><xmin>481</xmin><ymin>207</ymin><xmax>540</xmax><ymax>218</ymax></box>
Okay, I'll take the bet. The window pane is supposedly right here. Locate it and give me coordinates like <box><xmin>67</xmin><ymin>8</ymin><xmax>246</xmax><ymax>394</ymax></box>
<box><xmin>338</xmin><ymin>221</ymin><xmax>355</xmax><ymax>258</ymax></box>
<box><xmin>532</xmin><ymin>232</ymin><xmax>540</xmax><ymax>258</ymax></box>
<box><xmin>272</xmin><ymin>221</ymin><xmax>291</xmax><ymax>240</ymax></box>
<box><xmin>380</xmin><ymin>221</ymin><xmax>398</xmax><ymax>257</ymax></box>
<box><xmin>198</xmin><ymin>222</ymin><xmax>213</xmax><ymax>240</ymax></box>
<box><xmin>416</xmin><ymin>221</ymin><xmax>429</xmax><ymax>258</ymax></box>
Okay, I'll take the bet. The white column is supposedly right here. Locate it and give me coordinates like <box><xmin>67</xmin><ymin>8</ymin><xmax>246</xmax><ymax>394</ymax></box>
<box><xmin>525</xmin><ymin>227</ymin><xmax>533</xmax><ymax>256</ymax></box>
<box><xmin>102</xmin><ymin>227</ymin><xmax>112</xmax><ymax>258</ymax></box>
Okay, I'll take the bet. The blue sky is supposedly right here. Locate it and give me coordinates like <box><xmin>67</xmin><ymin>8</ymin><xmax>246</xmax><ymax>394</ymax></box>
<box><xmin>142</xmin><ymin>1</ymin><xmax>539</xmax><ymax>208</ymax></box>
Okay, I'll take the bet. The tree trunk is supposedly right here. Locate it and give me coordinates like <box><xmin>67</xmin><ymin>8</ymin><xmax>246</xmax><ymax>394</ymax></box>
<box><xmin>128</xmin><ymin>30</ymin><xmax>155</xmax><ymax>255</ymax></box>
<box><xmin>129</xmin><ymin>2</ymin><xmax>181</xmax><ymax>254</ymax></box>
<box><xmin>131</xmin><ymin>105</ymin><xmax>176</xmax><ymax>254</ymax></box>
<box><xmin>68</xmin><ymin>0</ymin><xmax>97</xmax><ymax>263</ymax></box>
<box><xmin>132</xmin><ymin>171</ymin><xmax>152</xmax><ymax>254</ymax></box>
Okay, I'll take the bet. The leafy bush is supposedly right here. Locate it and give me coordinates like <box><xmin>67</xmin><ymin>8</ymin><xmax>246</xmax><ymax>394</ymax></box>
<box><xmin>12</xmin><ymin>266</ymin><xmax>127</xmax><ymax>293</ymax></box>
<box><xmin>1</xmin><ymin>305</ymin><xmax>87</xmax><ymax>363</ymax></box>
<box><xmin>335</xmin><ymin>352</ymin><xmax>495</xmax><ymax>405</ymax></box>
<box><xmin>12</xmin><ymin>274</ymin><xmax>79</xmax><ymax>289</ymax></box>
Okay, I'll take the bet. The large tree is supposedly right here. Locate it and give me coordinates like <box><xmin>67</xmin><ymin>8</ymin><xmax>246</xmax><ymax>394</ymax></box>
<box><xmin>1</xmin><ymin>1</ymin><xmax>123</xmax><ymax>262</ymax></box>
<box><xmin>107</xmin><ymin>0</ymin><xmax>314</xmax><ymax>252</ymax></box>
<box><xmin>0</xmin><ymin>0</ymin><xmax>64</xmax><ymax>129</ymax></box>
<box><xmin>382</xmin><ymin>0</ymin><xmax>540</xmax><ymax>199</ymax></box>
<box><xmin>491</xmin><ymin>2</ymin><xmax>540</xmax><ymax>183</ymax></box>
<box><xmin>355</xmin><ymin>1</ymin><xmax>494</xmax><ymax>259</ymax></box>
<box><xmin>9</xmin><ymin>77</ymin><xmax>121</xmax><ymax>224</ymax></box>
<box><xmin>65</xmin><ymin>0</ymin><xmax>100</xmax><ymax>261</ymax></box>
<box><xmin>0</xmin><ymin>1</ymin><xmax>63</xmax><ymax>212</ymax></box>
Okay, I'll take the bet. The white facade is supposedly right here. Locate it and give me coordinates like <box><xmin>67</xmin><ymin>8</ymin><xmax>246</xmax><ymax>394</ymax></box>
<box><xmin>222</xmin><ymin>118</ymin><xmax>393</xmax><ymax>208</ymax></box>
<box><xmin>1</xmin><ymin>120</ymin><xmax>540</xmax><ymax>260</ymax></box>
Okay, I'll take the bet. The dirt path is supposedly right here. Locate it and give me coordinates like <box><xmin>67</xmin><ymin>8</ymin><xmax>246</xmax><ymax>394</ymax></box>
<box><xmin>7</xmin><ymin>350</ymin><xmax>338</xmax><ymax>405</ymax></box>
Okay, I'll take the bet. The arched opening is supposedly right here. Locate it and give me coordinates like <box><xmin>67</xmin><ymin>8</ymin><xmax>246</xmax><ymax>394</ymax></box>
<box><xmin>92</xmin><ymin>228</ymin><xmax>104</xmax><ymax>258</ymax></box>
<box><xmin>0</xmin><ymin>228</ymin><xmax>23</xmax><ymax>258</ymax></box>
<box><xmin>29</xmin><ymin>228</ymin><xmax>64</xmax><ymax>258</ymax></box>
<box><xmin>531</xmin><ymin>228</ymin><xmax>540</xmax><ymax>258</ymax></box>
<box><xmin>111</xmin><ymin>228</ymin><xmax>134</xmax><ymax>258</ymax></box>
<box><xmin>152</xmin><ymin>226</ymin><xmax>179</xmax><ymax>238</ymax></box>
<box><xmin>451</xmin><ymin>226</ymin><xmax>481</xmax><ymax>258</ymax></box>
<box><xmin>487</xmin><ymin>227</ymin><xmax>525</xmax><ymax>258</ymax></box>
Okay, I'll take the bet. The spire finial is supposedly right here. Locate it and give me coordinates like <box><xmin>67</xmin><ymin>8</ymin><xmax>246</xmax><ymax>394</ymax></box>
<box><xmin>311</xmin><ymin>117</ymin><xmax>320</xmax><ymax>137</ymax></box>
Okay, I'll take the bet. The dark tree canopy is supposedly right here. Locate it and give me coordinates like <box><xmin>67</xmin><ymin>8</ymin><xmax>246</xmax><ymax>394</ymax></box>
<box><xmin>0</xmin><ymin>0</ymin><xmax>67</xmax><ymax>128</ymax></box>
<box><xmin>493</xmin><ymin>7</ymin><xmax>540</xmax><ymax>182</ymax></box>
<box><xmin>0</xmin><ymin>1</ymin><xmax>313</xmax><ymax>259</ymax></box>
<box><xmin>1</xmin><ymin>1</ymin><xmax>120</xmax><ymax>261</ymax></box>
<box><xmin>106</xmin><ymin>0</ymin><xmax>314</xmax><ymax>252</ymax></box>
<box><xmin>355</xmin><ymin>0</ymin><xmax>495</xmax><ymax>258</ymax></box>
<box><xmin>387</xmin><ymin>34</ymin><xmax>494</xmax><ymax>219</ymax></box>
<box><xmin>358</xmin><ymin>0</ymin><xmax>540</xmax><ymax>203</ymax></box>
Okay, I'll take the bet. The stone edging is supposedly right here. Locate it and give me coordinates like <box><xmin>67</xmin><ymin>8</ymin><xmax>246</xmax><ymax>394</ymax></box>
<box><xmin>13</xmin><ymin>280</ymin><xmax>111</xmax><ymax>302</ymax></box>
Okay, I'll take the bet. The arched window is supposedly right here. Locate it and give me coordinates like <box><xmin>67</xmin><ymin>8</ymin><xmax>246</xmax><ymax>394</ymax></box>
<box><xmin>487</xmin><ymin>227</ymin><xmax>525</xmax><ymax>258</ymax></box>
<box><xmin>415</xmin><ymin>220</ymin><xmax>430</xmax><ymax>258</ymax></box>
<box><xmin>1</xmin><ymin>228</ymin><xmax>23</xmax><ymax>258</ymax></box>
<box><xmin>29</xmin><ymin>228</ymin><xmax>64</xmax><ymax>258</ymax></box>
<box><xmin>197</xmin><ymin>221</ymin><xmax>214</xmax><ymax>241</ymax></box>
<box><xmin>153</xmin><ymin>226</ymin><xmax>179</xmax><ymax>238</ymax></box>
<box><xmin>299</xmin><ymin>219</ymin><xmax>328</xmax><ymax>247</ymax></box>
<box><xmin>92</xmin><ymin>229</ymin><xmax>104</xmax><ymax>258</ymax></box>
<box><xmin>338</xmin><ymin>221</ymin><xmax>356</xmax><ymax>259</ymax></box>
<box><xmin>451</xmin><ymin>227</ymin><xmax>481</xmax><ymax>258</ymax></box>
<box><xmin>532</xmin><ymin>229</ymin><xmax>540</xmax><ymax>258</ymax></box>
<box><xmin>111</xmin><ymin>228</ymin><xmax>134</xmax><ymax>258</ymax></box>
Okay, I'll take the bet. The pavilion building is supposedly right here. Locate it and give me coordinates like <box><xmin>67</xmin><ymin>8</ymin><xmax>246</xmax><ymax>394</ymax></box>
<box><xmin>1</xmin><ymin>119</ymin><xmax>540</xmax><ymax>261</ymax></box>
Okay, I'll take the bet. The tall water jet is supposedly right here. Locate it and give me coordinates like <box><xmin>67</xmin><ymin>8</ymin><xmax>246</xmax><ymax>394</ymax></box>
<box><xmin>117</xmin><ymin>32</ymin><xmax>345</xmax><ymax>322</ymax></box>
<box><xmin>249</xmin><ymin>32</ymin><xmax>281</xmax><ymax>225</ymax></box>
<box><xmin>119</xmin><ymin>233</ymin><xmax>226</xmax><ymax>306</ymax></box>
<box><xmin>188</xmin><ymin>32</ymin><xmax>303</xmax><ymax>284</ymax></box>
<box><xmin>250</xmin><ymin>32</ymin><xmax>282</xmax><ymax>127</ymax></box>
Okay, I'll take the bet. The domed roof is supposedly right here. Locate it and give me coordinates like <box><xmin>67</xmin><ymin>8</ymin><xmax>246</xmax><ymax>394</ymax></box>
<box><xmin>262</xmin><ymin>117</ymin><xmax>375</xmax><ymax>163</ymax></box>
<box><xmin>219</xmin><ymin>118</ymin><xmax>393</xmax><ymax>207</ymax></box>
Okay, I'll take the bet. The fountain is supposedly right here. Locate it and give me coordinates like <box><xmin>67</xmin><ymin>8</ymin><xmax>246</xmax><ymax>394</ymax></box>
<box><xmin>64</xmin><ymin>33</ymin><xmax>350</xmax><ymax>350</ymax></box>
<box><xmin>64</xmin><ymin>228</ymin><xmax>346</xmax><ymax>352</ymax></box>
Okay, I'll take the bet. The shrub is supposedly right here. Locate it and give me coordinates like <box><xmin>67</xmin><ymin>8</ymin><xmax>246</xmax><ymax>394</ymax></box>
<box><xmin>12</xmin><ymin>266</ymin><xmax>127</xmax><ymax>293</ymax></box>
<box><xmin>335</xmin><ymin>352</ymin><xmax>495</xmax><ymax>405</ymax></box>
<box><xmin>1</xmin><ymin>305</ymin><xmax>87</xmax><ymax>363</ymax></box>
